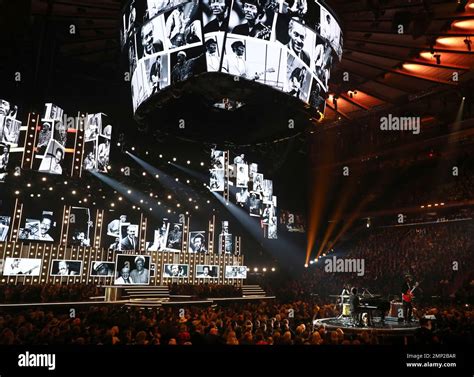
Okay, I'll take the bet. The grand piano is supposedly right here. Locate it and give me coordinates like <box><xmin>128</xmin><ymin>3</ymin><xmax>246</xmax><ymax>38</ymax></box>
<box><xmin>358</xmin><ymin>290</ymin><xmax>391</xmax><ymax>325</ymax></box>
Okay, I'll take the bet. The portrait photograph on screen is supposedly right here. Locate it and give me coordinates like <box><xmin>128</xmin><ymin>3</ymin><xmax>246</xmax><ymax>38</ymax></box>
<box><xmin>227</xmin><ymin>0</ymin><xmax>275</xmax><ymax>41</ymax></box>
<box><xmin>35</xmin><ymin>121</ymin><xmax>53</xmax><ymax>157</ymax></box>
<box><xmin>18</xmin><ymin>211</ymin><xmax>57</xmax><ymax>242</ymax></box>
<box><xmin>166</xmin><ymin>222</ymin><xmax>183</xmax><ymax>250</ymax></box>
<box><xmin>50</xmin><ymin>260</ymin><xmax>82</xmax><ymax>276</ymax></box>
<box><xmin>90</xmin><ymin>261</ymin><xmax>115</xmax><ymax>277</ymax></box>
<box><xmin>0</xmin><ymin>117</ymin><xmax>21</xmax><ymax>146</ymax></box>
<box><xmin>85</xmin><ymin>113</ymin><xmax>102</xmax><ymax>142</ymax></box>
<box><xmin>169</xmin><ymin>46</ymin><xmax>207</xmax><ymax>84</ymax></box>
<box><xmin>164</xmin><ymin>0</ymin><xmax>203</xmax><ymax>52</ymax></box>
<box><xmin>0</xmin><ymin>143</ymin><xmax>10</xmax><ymax>183</ymax></box>
<box><xmin>53</xmin><ymin>119</ymin><xmax>67</xmax><ymax>147</ymax></box>
<box><xmin>115</xmin><ymin>254</ymin><xmax>151</xmax><ymax>285</ymax></box>
<box><xmin>3</xmin><ymin>258</ymin><xmax>42</xmax><ymax>276</ymax></box>
<box><xmin>202</xmin><ymin>0</ymin><xmax>231</xmax><ymax>33</ymax></box>
<box><xmin>249</xmin><ymin>191</ymin><xmax>263</xmax><ymax>216</ymax></box>
<box><xmin>68</xmin><ymin>207</ymin><xmax>93</xmax><ymax>247</ymax></box>
<box><xmin>0</xmin><ymin>215</ymin><xmax>11</xmax><ymax>241</ymax></box>
<box><xmin>83</xmin><ymin>140</ymin><xmax>98</xmax><ymax>172</ymax></box>
<box><xmin>119</xmin><ymin>223</ymin><xmax>140</xmax><ymax>252</ymax></box>
<box><xmin>97</xmin><ymin>136</ymin><xmax>111</xmax><ymax>173</ymax></box>
<box><xmin>236</xmin><ymin>163</ymin><xmax>249</xmax><ymax>187</ymax></box>
<box><xmin>262</xmin><ymin>179</ymin><xmax>273</xmax><ymax>203</ymax></box>
<box><xmin>286</xmin><ymin>52</ymin><xmax>312</xmax><ymax>101</ymax></box>
<box><xmin>275</xmin><ymin>15</ymin><xmax>315</xmax><ymax>69</ymax></box>
<box><xmin>209</xmin><ymin>168</ymin><xmax>224</xmax><ymax>191</ymax></box>
<box><xmin>196</xmin><ymin>264</ymin><xmax>219</xmax><ymax>278</ymax></box>
<box><xmin>163</xmin><ymin>263</ymin><xmax>189</xmax><ymax>277</ymax></box>
<box><xmin>211</xmin><ymin>148</ymin><xmax>225</xmax><ymax>169</ymax></box>
<box><xmin>225</xmin><ymin>265</ymin><xmax>247</xmax><ymax>278</ymax></box>
<box><xmin>188</xmin><ymin>231</ymin><xmax>208</xmax><ymax>252</ymax></box>
<box><xmin>139</xmin><ymin>14</ymin><xmax>167</xmax><ymax>59</ymax></box>
<box><xmin>146</xmin><ymin>218</ymin><xmax>170</xmax><ymax>251</ymax></box>
<box><xmin>204</xmin><ymin>34</ymin><xmax>224</xmax><ymax>72</ymax></box>
<box><xmin>38</xmin><ymin>139</ymin><xmax>65</xmax><ymax>175</ymax></box>
<box><xmin>236</xmin><ymin>187</ymin><xmax>250</xmax><ymax>207</ymax></box>
<box><xmin>143</xmin><ymin>52</ymin><xmax>170</xmax><ymax>97</ymax></box>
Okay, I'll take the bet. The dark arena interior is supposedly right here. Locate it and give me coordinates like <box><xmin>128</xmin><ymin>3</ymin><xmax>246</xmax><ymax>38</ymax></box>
<box><xmin>0</xmin><ymin>0</ymin><xmax>474</xmax><ymax>376</ymax></box>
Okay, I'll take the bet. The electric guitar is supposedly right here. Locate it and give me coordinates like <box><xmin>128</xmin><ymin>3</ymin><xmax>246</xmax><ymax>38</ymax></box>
<box><xmin>402</xmin><ymin>281</ymin><xmax>419</xmax><ymax>303</ymax></box>
<box><xmin>243</xmin><ymin>68</ymin><xmax>275</xmax><ymax>80</ymax></box>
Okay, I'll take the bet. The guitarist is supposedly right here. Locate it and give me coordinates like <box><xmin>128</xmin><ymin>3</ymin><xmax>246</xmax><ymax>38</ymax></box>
<box><xmin>402</xmin><ymin>274</ymin><xmax>417</xmax><ymax>323</ymax></box>
<box><xmin>231</xmin><ymin>0</ymin><xmax>271</xmax><ymax>40</ymax></box>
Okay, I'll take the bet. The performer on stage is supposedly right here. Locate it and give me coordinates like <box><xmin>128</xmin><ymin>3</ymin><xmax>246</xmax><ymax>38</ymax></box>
<box><xmin>349</xmin><ymin>287</ymin><xmax>361</xmax><ymax>326</ymax></box>
<box><xmin>401</xmin><ymin>274</ymin><xmax>418</xmax><ymax>323</ymax></box>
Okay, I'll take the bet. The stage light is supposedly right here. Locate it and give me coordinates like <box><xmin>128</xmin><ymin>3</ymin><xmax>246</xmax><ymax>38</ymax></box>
<box><xmin>48</xmin><ymin>187</ymin><xmax>53</xmax><ymax>191</ymax></box>
<box><xmin>195</xmin><ymin>205</ymin><xmax>199</xmax><ymax>209</ymax></box>
<box><xmin>304</xmin><ymin>264</ymin><xmax>308</xmax><ymax>268</ymax></box>
<box><xmin>155</xmin><ymin>174</ymin><xmax>159</xmax><ymax>178</ymax></box>
<box><xmin>61</xmin><ymin>197</ymin><xmax>64</xmax><ymax>200</ymax></box>
<box><xmin>142</xmin><ymin>172</ymin><xmax>146</xmax><ymax>176</ymax></box>
<box><xmin>87</xmin><ymin>185</ymin><xmax>90</xmax><ymax>189</ymax></box>
<box><xmin>175</xmin><ymin>178</ymin><xmax>179</xmax><ymax>182</ymax></box>
<box><xmin>185</xmin><ymin>211</ymin><xmax>189</xmax><ymax>215</ymax></box>
<box><xmin>41</xmin><ymin>177</ymin><xmax>46</xmax><ymax>181</ymax></box>
<box><xmin>254</xmin><ymin>267</ymin><xmax>258</xmax><ymax>272</ymax></box>
<box><xmin>263</xmin><ymin>268</ymin><xmax>267</xmax><ymax>272</ymax></box>
<box><xmin>132</xmin><ymin>205</ymin><xmax>136</xmax><ymax>209</ymax></box>
<box><xmin>168</xmin><ymin>195</ymin><xmax>172</xmax><ymax>199</ymax></box>
<box><xmin>111</xmin><ymin>203</ymin><xmax>115</xmax><ymax>207</ymax></box>
<box><xmin>167</xmin><ymin>209</ymin><xmax>171</xmax><ymax>213</ymax></box>
<box><xmin>72</xmin><ymin>190</ymin><xmax>76</xmax><ymax>195</ymax></box>
<box><xmin>207</xmin><ymin>200</ymin><xmax>210</xmax><ymax>203</ymax></box>
<box><xmin>187</xmin><ymin>160</ymin><xmax>190</xmax><ymax>164</ymax></box>
<box><xmin>177</xmin><ymin>204</ymin><xmax>181</xmax><ymax>207</ymax></box>
<box><xmin>118</xmin><ymin>197</ymin><xmax>123</xmax><ymax>201</ymax></box>
<box><xmin>131</xmin><ymin>147</ymin><xmax>135</xmax><ymax>151</ymax></box>
<box><xmin>158</xmin><ymin>201</ymin><xmax>161</xmax><ymax>205</ymax></box>
<box><xmin>159</xmin><ymin>154</ymin><xmax>163</xmax><ymax>158</ymax></box>
<box><xmin>127</xmin><ymin>190</ymin><xmax>132</xmax><ymax>194</ymax></box>
<box><xmin>186</xmin><ymin>180</ymin><xmax>190</xmax><ymax>184</ymax></box>
<box><xmin>173</xmin><ymin>157</ymin><xmax>177</xmax><ymax>162</ymax></box>
<box><xmin>441</xmin><ymin>202</ymin><xmax>445</xmax><ymax>205</ymax></box>
<box><xmin>27</xmin><ymin>183</ymin><xmax>31</xmax><ymax>187</ymax></box>
<box><xmin>30</xmin><ymin>194</ymin><xmax>34</xmax><ymax>197</ymax></box>
<box><xmin>64</xmin><ymin>181</ymin><xmax>68</xmax><ymax>185</ymax></box>
<box><xmin>200</xmin><ymin>162</ymin><xmax>204</xmax><ymax>166</ymax></box>
<box><xmin>149</xmin><ymin>193</ymin><xmax>153</xmax><ymax>197</ymax></box>
<box><xmin>83</xmin><ymin>198</ymin><xmax>88</xmax><ymax>202</ymax></box>
<box><xmin>149</xmin><ymin>208</ymin><xmax>152</xmax><ymax>211</ymax></box>
<box><xmin>271</xmin><ymin>267</ymin><xmax>275</xmax><ymax>272</ymax></box>
<box><xmin>117</xmin><ymin>142</ymin><xmax>121</xmax><ymax>147</ymax></box>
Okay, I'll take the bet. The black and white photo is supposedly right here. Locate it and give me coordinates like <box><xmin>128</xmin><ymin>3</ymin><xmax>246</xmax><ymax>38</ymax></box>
<box><xmin>196</xmin><ymin>264</ymin><xmax>219</xmax><ymax>277</ymax></box>
<box><xmin>228</xmin><ymin>0</ymin><xmax>274</xmax><ymax>40</ymax></box>
<box><xmin>0</xmin><ymin>143</ymin><xmax>10</xmax><ymax>183</ymax></box>
<box><xmin>1</xmin><ymin>117</ymin><xmax>21</xmax><ymax>146</ymax></box>
<box><xmin>3</xmin><ymin>258</ymin><xmax>41</xmax><ymax>276</ymax></box>
<box><xmin>50</xmin><ymin>260</ymin><xmax>82</xmax><ymax>276</ymax></box>
<box><xmin>188</xmin><ymin>231</ymin><xmax>208</xmax><ymax>252</ymax></box>
<box><xmin>0</xmin><ymin>215</ymin><xmax>11</xmax><ymax>241</ymax></box>
<box><xmin>144</xmin><ymin>53</ymin><xmax>170</xmax><ymax>96</ymax></box>
<box><xmin>19</xmin><ymin>211</ymin><xmax>56</xmax><ymax>242</ymax></box>
<box><xmin>97</xmin><ymin>136</ymin><xmax>111</xmax><ymax>172</ymax></box>
<box><xmin>211</xmin><ymin>148</ymin><xmax>225</xmax><ymax>169</ymax></box>
<box><xmin>164</xmin><ymin>0</ymin><xmax>202</xmax><ymax>51</ymax></box>
<box><xmin>90</xmin><ymin>261</ymin><xmax>115</xmax><ymax>277</ymax></box>
<box><xmin>262</xmin><ymin>179</ymin><xmax>273</xmax><ymax>203</ymax></box>
<box><xmin>276</xmin><ymin>16</ymin><xmax>314</xmax><ymax>67</ymax></box>
<box><xmin>166</xmin><ymin>222</ymin><xmax>183</xmax><ymax>250</ymax></box>
<box><xmin>218</xmin><ymin>220</ymin><xmax>233</xmax><ymax>253</ymax></box>
<box><xmin>68</xmin><ymin>207</ymin><xmax>93</xmax><ymax>247</ymax></box>
<box><xmin>163</xmin><ymin>263</ymin><xmax>189</xmax><ymax>277</ymax></box>
<box><xmin>225</xmin><ymin>265</ymin><xmax>247</xmax><ymax>278</ymax></box>
<box><xmin>205</xmin><ymin>36</ymin><xmax>222</xmax><ymax>71</ymax></box>
<box><xmin>202</xmin><ymin>0</ymin><xmax>231</xmax><ymax>33</ymax></box>
<box><xmin>139</xmin><ymin>15</ymin><xmax>166</xmax><ymax>59</ymax></box>
<box><xmin>120</xmin><ymin>223</ymin><xmax>140</xmax><ymax>251</ymax></box>
<box><xmin>38</xmin><ymin>140</ymin><xmax>65</xmax><ymax>175</ymax></box>
<box><xmin>170</xmin><ymin>47</ymin><xmax>206</xmax><ymax>84</ymax></box>
<box><xmin>85</xmin><ymin>114</ymin><xmax>101</xmax><ymax>142</ymax></box>
<box><xmin>286</xmin><ymin>53</ymin><xmax>312</xmax><ymax>101</ymax></box>
<box><xmin>147</xmin><ymin>218</ymin><xmax>170</xmax><ymax>251</ymax></box>
<box><xmin>253</xmin><ymin>172</ymin><xmax>263</xmax><ymax>191</ymax></box>
<box><xmin>249</xmin><ymin>191</ymin><xmax>263</xmax><ymax>216</ymax></box>
<box><xmin>115</xmin><ymin>254</ymin><xmax>151</xmax><ymax>284</ymax></box>
<box><xmin>209</xmin><ymin>168</ymin><xmax>225</xmax><ymax>191</ymax></box>
<box><xmin>236</xmin><ymin>187</ymin><xmax>250</xmax><ymax>206</ymax></box>
<box><xmin>236</xmin><ymin>163</ymin><xmax>249</xmax><ymax>187</ymax></box>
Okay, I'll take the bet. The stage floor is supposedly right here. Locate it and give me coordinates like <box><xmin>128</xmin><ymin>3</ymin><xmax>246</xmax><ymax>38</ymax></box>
<box><xmin>314</xmin><ymin>316</ymin><xmax>419</xmax><ymax>335</ymax></box>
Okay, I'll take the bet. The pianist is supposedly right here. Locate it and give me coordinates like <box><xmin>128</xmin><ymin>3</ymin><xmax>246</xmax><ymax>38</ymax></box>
<box><xmin>349</xmin><ymin>287</ymin><xmax>362</xmax><ymax>326</ymax></box>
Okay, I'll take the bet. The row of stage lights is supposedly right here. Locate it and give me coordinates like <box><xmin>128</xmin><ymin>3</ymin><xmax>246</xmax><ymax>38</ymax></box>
<box><xmin>304</xmin><ymin>249</ymin><xmax>335</xmax><ymax>268</ymax></box>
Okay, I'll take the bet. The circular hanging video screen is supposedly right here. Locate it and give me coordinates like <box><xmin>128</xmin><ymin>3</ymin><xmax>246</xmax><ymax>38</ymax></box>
<box><xmin>122</xmin><ymin>0</ymin><xmax>343</xmax><ymax>140</ymax></box>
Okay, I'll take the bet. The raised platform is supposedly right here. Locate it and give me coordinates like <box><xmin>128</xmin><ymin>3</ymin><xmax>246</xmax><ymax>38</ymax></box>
<box><xmin>314</xmin><ymin>316</ymin><xmax>419</xmax><ymax>336</ymax></box>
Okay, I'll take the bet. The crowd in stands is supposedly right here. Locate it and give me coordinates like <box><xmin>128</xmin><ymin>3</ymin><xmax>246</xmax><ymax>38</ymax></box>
<box><xmin>0</xmin><ymin>284</ymin><xmax>102</xmax><ymax>304</ymax></box>
<box><xmin>0</xmin><ymin>300</ymin><xmax>471</xmax><ymax>345</ymax></box>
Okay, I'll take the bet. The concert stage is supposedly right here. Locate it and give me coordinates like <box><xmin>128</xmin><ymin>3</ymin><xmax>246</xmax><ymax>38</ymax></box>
<box><xmin>314</xmin><ymin>317</ymin><xmax>419</xmax><ymax>336</ymax></box>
